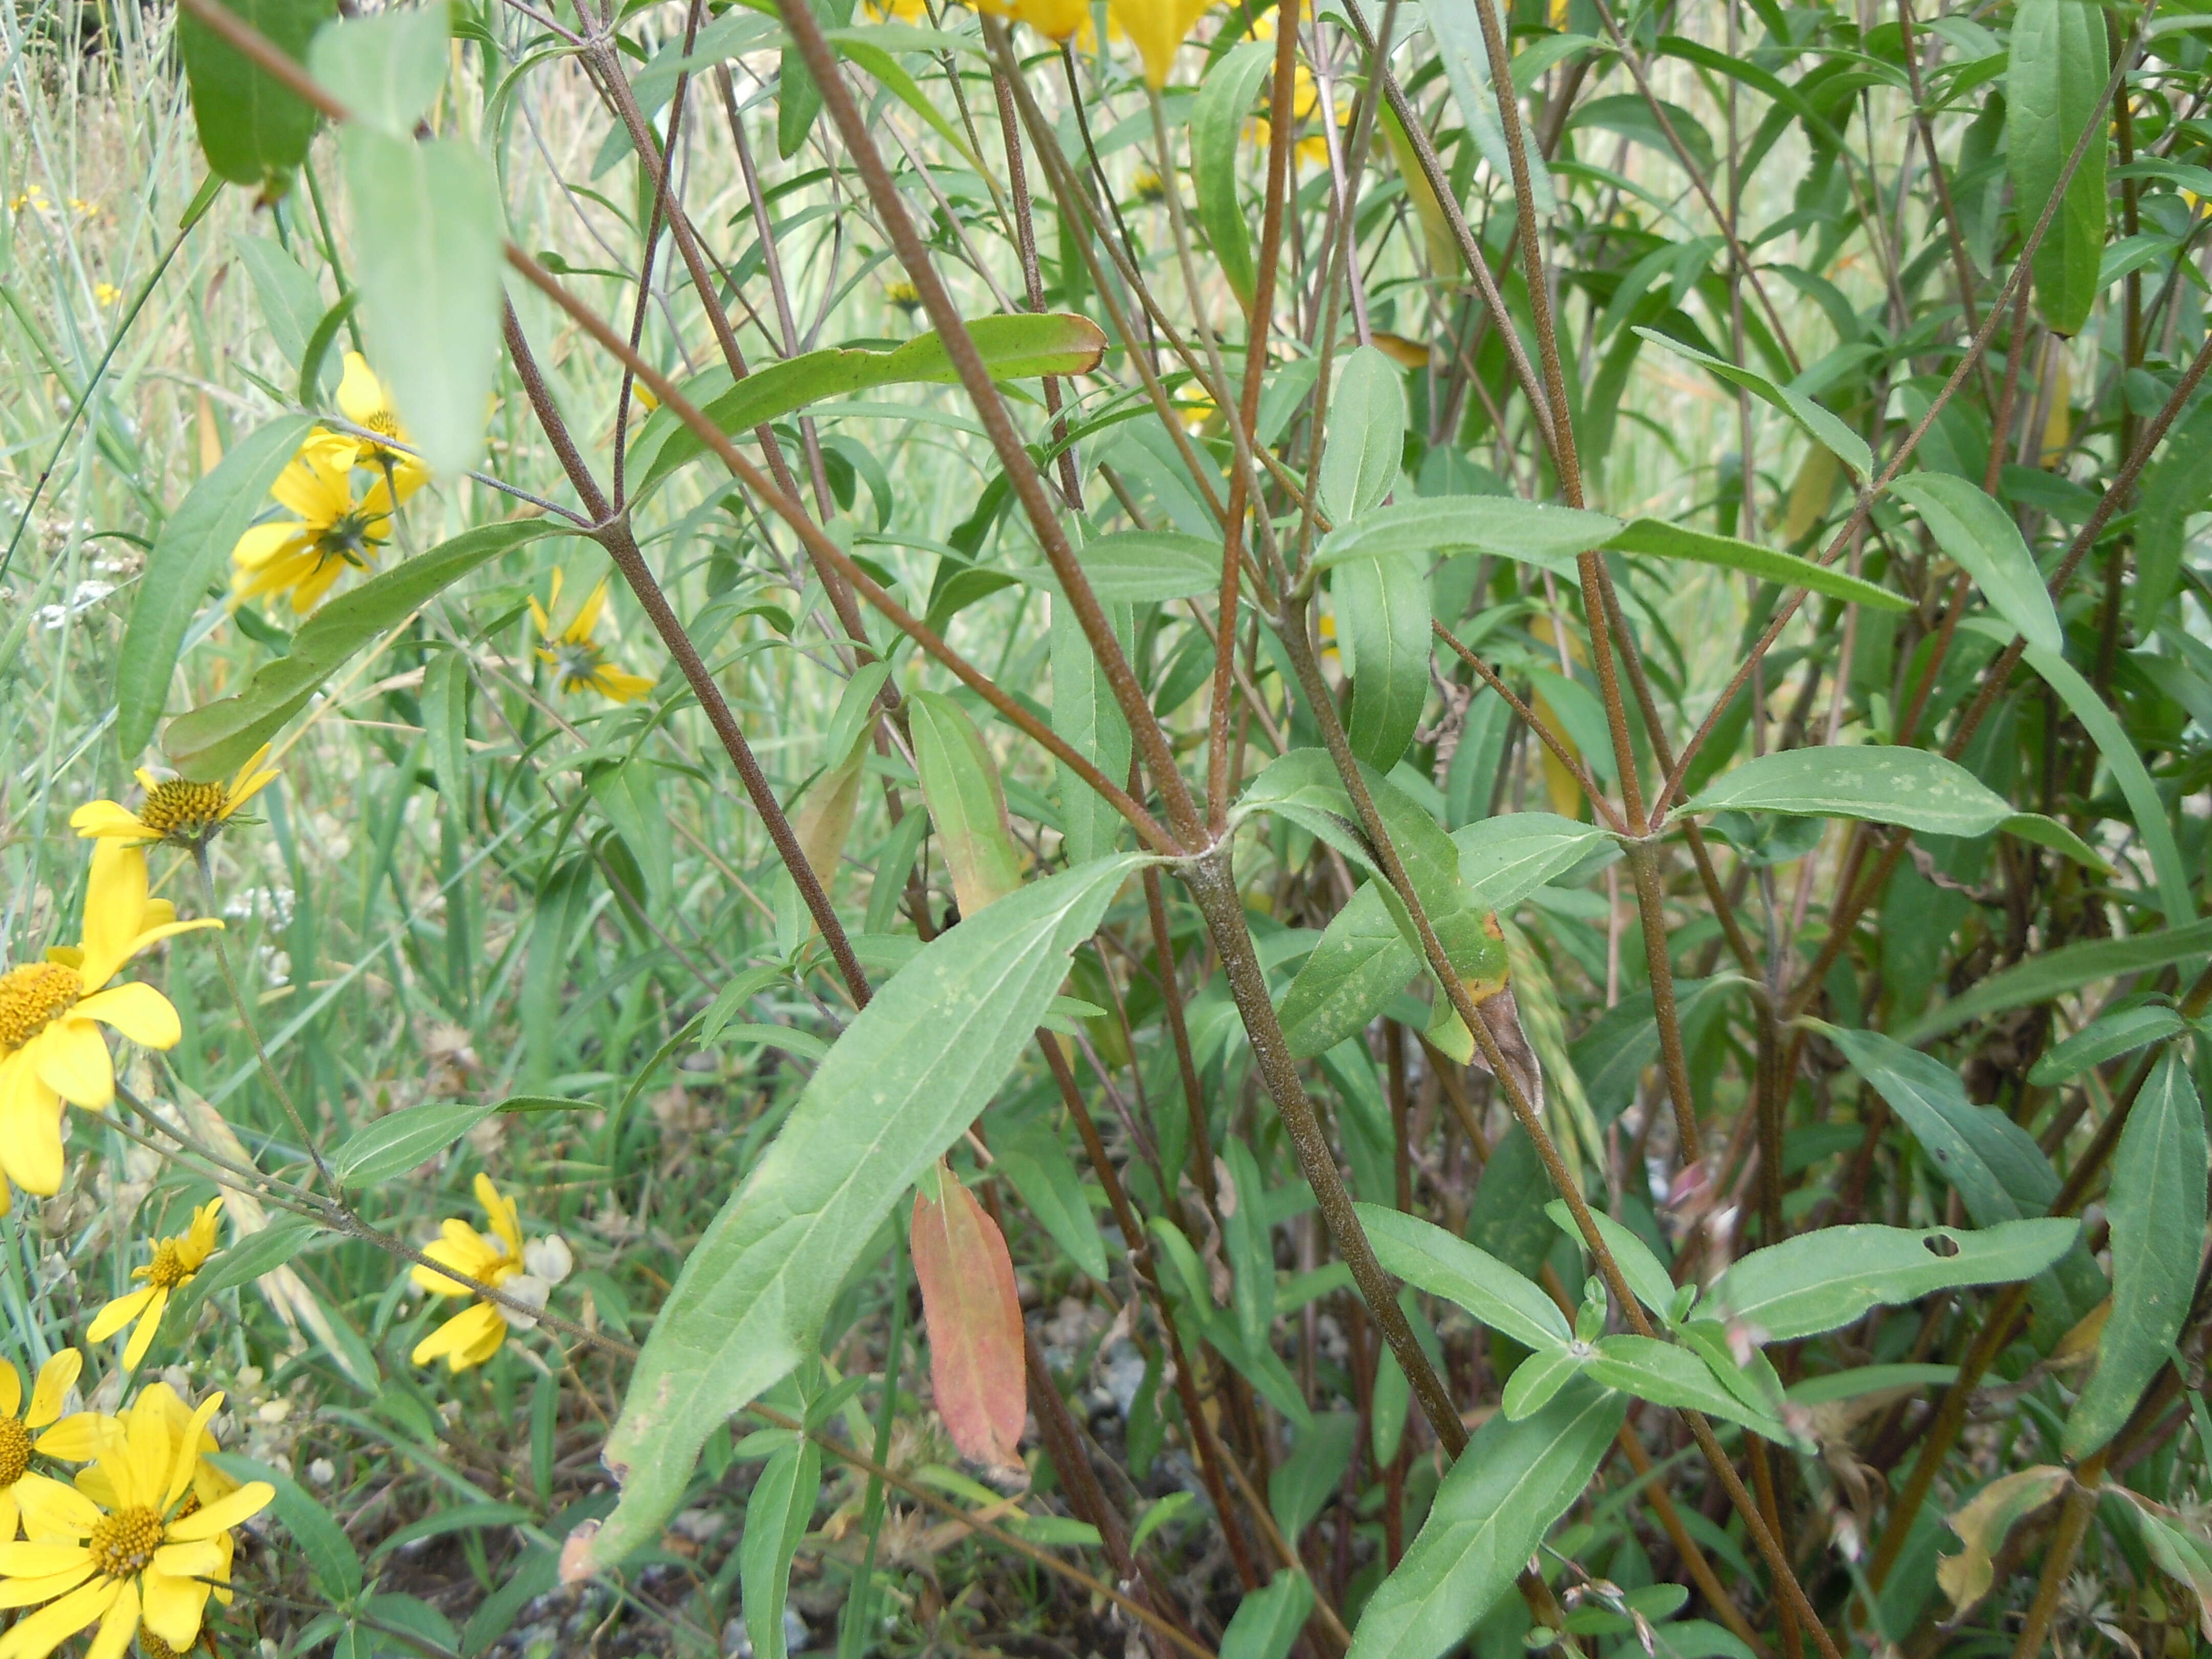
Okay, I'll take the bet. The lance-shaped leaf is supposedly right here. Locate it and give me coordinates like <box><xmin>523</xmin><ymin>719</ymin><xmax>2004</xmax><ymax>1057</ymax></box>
<box><xmin>1333</xmin><ymin>548</ymin><xmax>1431</xmax><ymax>771</ymax></box>
<box><xmin>1679</xmin><ymin>746</ymin><xmax>2013</xmax><ymax>838</ymax></box>
<box><xmin>1544</xmin><ymin>1200</ymin><xmax>1674</xmax><ymax>1324</ymax></box>
<box><xmin>908</xmin><ymin>690</ymin><xmax>1025</xmax><ymax>919</ymax></box>
<box><xmin>115</xmin><ymin>413</ymin><xmax>315</xmax><ymax>763</ymax></box>
<box><xmin>1318</xmin><ymin>347</ymin><xmax>1408</xmax><ymax>526</ymax></box>
<box><xmin>627</xmin><ymin>314</ymin><xmax>1108</xmax><ymax>501</ymax></box>
<box><xmin>992</xmin><ymin>1119</ymin><xmax>1108</xmax><ymax>1282</ymax></box>
<box><xmin>2065</xmin><ymin>1050</ymin><xmax>2207</xmax><ymax>1457</ymax></box>
<box><xmin>2029</xmin><ymin>1004</ymin><xmax>2186</xmax><ymax>1087</ymax></box>
<box><xmin>164</xmin><ymin>521</ymin><xmax>559</xmax><ymax>778</ymax></box>
<box><xmin>1189</xmin><ymin>40</ymin><xmax>1274</xmax><ymax>310</ymax></box>
<box><xmin>1356</xmin><ymin>1203</ymin><xmax>1569</xmax><ymax>1353</ymax></box>
<box><xmin>179</xmin><ymin>0</ymin><xmax>333</xmax><ymax>186</ymax></box>
<box><xmin>566</xmin><ymin>854</ymin><xmax>1149</xmax><ymax>1577</ymax></box>
<box><xmin>1606</xmin><ymin>517</ymin><xmax>1905</xmax><ymax>611</ymax></box>
<box><xmin>1220</xmin><ymin>1569</ymin><xmax>1313</xmax><ymax>1659</ymax></box>
<box><xmin>1315</xmin><ymin>496</ymin><xmax>1619</xmax><ymax>579</ymax></box>
<box><xmin>912</xmin><ymin>1169</ymin><xmax>1027</xmax><ymax>1469</ymax></box>
<box><xmin>1453</xmin><ymin>812</ymin><xmax>1614</xmax><ymax>911</ymax></box>
<box><xmin>1584</xmin><ymin>1335</ymin><xmax>1805</xmax><ymax>1447</ymax></box>
<box><xmin>1277</xmin><ymin>883</ymin><xmax>1415</xmax><ymax>1059</ymax></box>
<box><xmin>2120</xmin><ymin>1492</ymin><xmax>2212</xmax><ymax>1645</ymax></box>
<box><xmin>2009</xmin><ymin>0</ymin><xmax>2110</xmax><ymax>335</ymax></box>
<box><xmin>1900</xmin><ymin>917</ymin><xmax>2212</xmax><ymax>1044</ymax></box>
<box><xmin>1346</xmin><ymin>1382</ymin><xmax>1625</xmax><ymax>1659</ymax></box>
<box><xmin>739</xmin><ymin>1434</ymin><xmax>820</xmax><ymax>1659</ymax></box>
<box><xmin>1815</xmin><ymin>1023</ymin><xmax>2058</xmax><ymax>1225</ymax></box>
<box><xmin>1633</xmin><ymin>327</ymin><xmax>1874</xmax><ymax>479</ymax></box>
<box><xmin>1938</xmin><ymin>1466</ymin><xmax>2070</xmax><ymax>1613</ymax></box>
<box><xmin>1706</xmin><ymin>1219</ymin><xmax>2078</xmax><ymax>1342</ymax></box>
<box><xmin>1889</xmin><ymin>473</ymin><xmax>2062</xmax><ymax>653</ymax></box>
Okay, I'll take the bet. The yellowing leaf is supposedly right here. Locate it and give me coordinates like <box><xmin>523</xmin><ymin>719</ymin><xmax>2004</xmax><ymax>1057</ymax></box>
<box><xmin>1938</xmin><ymin>1465</ymin><xmax>2069</xmax><ymax>1612</ymax></box>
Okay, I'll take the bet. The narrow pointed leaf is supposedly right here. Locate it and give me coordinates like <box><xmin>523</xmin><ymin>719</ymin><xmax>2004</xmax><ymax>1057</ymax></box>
<box><xmin>912</xmin><ymin>1175</ymin><xmax>1027</xmax><ymax>1469</ymax></box>
<box><xmin>1888</xmin><ymin>474</ymin><xmax>2061</xmax><ymax>653</ymax></box>
<box><xmin>1607</xmin><ymin>517</ymin><xmax>1904</xmax><ymax>610</ymax></box>
<box><xmin>1681</xmin><ymin>746</ymin><xmax>2013</xmax><ymax>838</ymax></box>
<box><xmin>1356</xmin><ymin>1203</ymin><xmax>1570</xmax><ymax>1352</ymax></box>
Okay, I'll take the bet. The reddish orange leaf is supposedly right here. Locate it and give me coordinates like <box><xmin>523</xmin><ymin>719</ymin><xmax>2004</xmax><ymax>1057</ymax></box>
<box><xmin>911</xmin><ymin>1170</ymin><xmax>1027</xmax><ymax>1470</ymax></box>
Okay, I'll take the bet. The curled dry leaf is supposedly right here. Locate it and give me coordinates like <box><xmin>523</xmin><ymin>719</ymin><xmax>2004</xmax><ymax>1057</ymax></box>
<box><xmin>1937</xmin><ymin>1464</ymin><xmax>2070</xmax><ymax>1613</ymax></box>
<box><xmin>912</xmin><ymin>1165</ymin><xmax>1028</xmax><ymax>1470</ymax></box>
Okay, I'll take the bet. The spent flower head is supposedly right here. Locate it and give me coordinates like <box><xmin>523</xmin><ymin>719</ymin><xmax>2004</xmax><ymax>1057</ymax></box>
<box><xmin>410</xmin><ymin>1173</ymin><xmax>573</xmax><ymax>1372</ymax></box>
<box><xmin>0</xmin><ymin>843</ymin><xmax>220</xmax><ymax>1200</ymax></box>
<box><xmin>87</xmin><ymin>1199</ymin><xmax>223</xmax><ymax>1371</ymax></box>
<box><xmin>70</xmin><ymin>746</ymin><xmax>278</xmax><ymax>853</ymax></box>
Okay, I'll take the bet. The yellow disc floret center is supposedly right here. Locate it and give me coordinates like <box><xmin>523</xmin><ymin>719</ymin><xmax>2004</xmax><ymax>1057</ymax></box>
<box><xmin>0</xmin><ymin>962</ymin><xmax>83</xmax><ymax>1049</ymax></box>
<box><xmin>140</xmin><ymin>1637</ymin><xmax>181</xmax><ymax>1659</ymax></box>
<box><xmin>0</xmin><ymin>1417</ymin><xmax>31</xmax><ymax>1487</ymax></box>
<box><xmin>89</xmin><ymin>1504</ymin><xmax>164</xmax><ymax>1577</ymax></box>
<box><xmin>138</xmin><ymin>778</ymin><xmax>230</xmax><ymax>840</ymax></box>
<box><xmin>146</xmin><ymin>1238</ymin><xmax>193</xmax><ymax>1290</ymax></box>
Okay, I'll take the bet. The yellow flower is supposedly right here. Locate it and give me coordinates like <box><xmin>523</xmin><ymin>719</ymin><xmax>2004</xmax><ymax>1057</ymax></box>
<box><xmin>87</xmin><ymin>1200</ymin><xmax>223</xmax><ymax>1371</ymax></box>
<box><xmin>332</xmin><ymin>351</ymin><xmax>429</xmax><ymax>498</ymax></box>
<box><xmin>60</xmin><ymin>1381</ymin><xmax>246</xmax><ymax>1618</ymax></box>
<box><xmin>228</xmin><ymin>433</ymin><xmax>401</xmax><ymax>613</ymax></box>
<box><xmin>0</xmin><ymin>1385</ymin><xmax>271</xmax><ymax>1659</ymax></box>
<box><xmin>1131</xmin><ymin>165</ymin><xmax>1166</xmax><ymax>203</ymax></box>
<box><xmin>1107</xmin><ymin>0</ymin><xmax>1215</xmax><ymax>86</ymax></box>
<box><xmin>0</xmin><ymin>843</ymin><xmax>220</xmax><ymax>1199</ymax></box>
<box><xmin>529</xmin><ymin>570</ymin><xmax>655</xmax><ymax>704</ymax></box>
<box><xmin>1246</xmin><ymin>63</ymin><xmax>1333</xmax><ymax>166</ymax></box>
<box><xmin>92</xmin><ymin>283</ymin><xmax>120</xmax><ymax>307</ymax></box>
<box><xmin>975</xmin><ymin>0</ymin><xmax>1091</xmax><ymax>41</ymax></box>
<box><xmin>409</xmin><ymin>1173</ymin><xmax>572</xmax><ymax>1372</ymax></box>
<box><xmin>864</xmin><ymin>0</ymin><xmax>926</xmax><ymax>17</ymax></box>
<box><xmin>0</xmin><ymin>1353</ymin><xmax>88</xmax><ymax>1543</ymax></box>
<box><xmin>7</xmin><ymin>184</ymin><xmax>47</xmax><ymax>215</ymax></box>
<box><xmin>885</xmin><ymin>279</ymin><xmax>923</xmax><ymax>314</ymax></box>
<box><xmin>70</xmin><ymin>745</ymin><xmax>279</xmax><ymax>851</ymax></box>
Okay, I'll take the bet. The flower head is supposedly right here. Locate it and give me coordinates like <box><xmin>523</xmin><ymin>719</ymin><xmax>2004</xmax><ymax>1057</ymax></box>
<box><xmin>409</xmin><ymin>1174</ymin><xmax>573</xmax><ymax>1372</ymax></box>
<box><xmin>70</xmin><ymin>746</ymin><xmax>279</xmax><ymax>852</ymax></box>
<box><xmin>0</xmin><ymin>843</ymin><xmax>220</xmax><ymax>1199</ymax></box>
<box><xmin>92</xmin><ymin>283</ymin><xmax>120</xmax><ymax>307</ymax></box>
<box><xmin>0</xmin><ymin>1384</ymin><xmax>271</xmax><ymax>1659</ymax></box>
<box><xmin>1131</xmin><ymin>165</ymin><xmax>1166</xmax><ymax>203</ymax></box>
<box><xmin>885</xmin><ymin>279</ymin><xmax>923</xmax><ymax>314</ymax></box>
<box><xmin>229</xmin><ymin>433</ymin><xmax>401</xmax><ymax>614</ymax></box>
<box><xmin>87</xmin><ymin>1200</ymin><xmax>223</xmax><ymax>1371</ymax></box>
<box><xmin>0</xmin><ymin>1352</ymin><xmax>86</xmax><ymax>1543</ymax></box>
<box><xmin>529</xmin><ymin>570</ymin><xmax>655</xmax><ymax>704</ymax></box>
<box><xmin>1107</xmin><ymin>0</ymin><xmax>1215</xmax><ymax>86</ymax></box>
<box><xmin>332</xmin><ymin>352</ymin><xmax>429</xmax><ymax>497</ymax></box>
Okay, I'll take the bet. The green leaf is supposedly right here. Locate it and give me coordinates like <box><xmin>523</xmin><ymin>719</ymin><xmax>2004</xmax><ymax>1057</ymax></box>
<box><xmin>740</xmin><ymin>1434</ymin><xmax>821</xmax><ymax>1659</ymax></box>
<box><xmin>422</xmin><ymin>649</ymin><xmax>472</xmax><ymax>814</ymax></box>
<box><xmin>1452</xmin><ymin>813</ymin><xmax>1614</xmax><ymax>910</ymax></box>
<box><xmin>1544</xmin><ymin>1200</ymin><xmax>1673</xmax><ymax>1324</ymax></box>
<box><xmin>115</xmin><ymin>414</ymin><xmax>314</xmax><ymax>762</ymax></box>
<box><xmin>164</xmin><ymin>1214</ymin><xmax>324</xmax><ymax>1332</ymax></box>
<box><xmin>1707</xmin><ymin>1218</ymin><xmax>2079</xmax><ymax>1342</ymax></box>
<box><xmin>208</xmin><ymin>1452</ymin><xmax>363</xmax><ymax>1599</ymax></box>
<box><xmin>1333</xmin><ymin>549</ymin><xmax>1431</xmax><ymax>771</ymax></box>
<box><xmin>1584</xmin><ymin>1335</ymin><xmax>1801</xmax><ymax>1445</ymax></box>
<box><xmin>1221</xmin><ymin>1569</ymin><xmax>1314</xmax><ymax>1659</ymax></box>
<box><xmin>628</xmin><ymin>314</ymin><xmax>1108</xmax><ymax>502</ymax></box>
<box><xmin>342</xmin><ymin>127</ymin><xmax>504</xmax><ymax>477</ymax></box>
<box><xmin>1355</xmin><ymin>1202</ymin><xmax>1570</xmax><ymax>1353</ymax></box>
<box><xmin>1050</xmin><ymin>593</ymin><xmax>1133</xmax><ymax>866</ymax></box>
<box><xmin>827</xmin><ymin>29</ymin><xmax>980</xmax><ymax>167</ymax></box>
<box><xmin>577</xmin><ymin>855</ymin><xmax>1150</xmax><ymax>1575</ymax></box>
<box><xmin>163</xmin><ymin>521</ymin><xmax>558</xmax><ymax>777</ymax></box>
<box><xmin>908</xmin><ymin>689</ymin><xmax>1025</xmax><ymax>919</ymax></box>
<box><xmin>2132</xmin><ymin>397</ymin><xmax>2212</xmax><ymax>630</ymax></box>
<box><xmin>1887</xmin><ymin>474</ymin><xmax>2061</xmax><ymax>653</ymax></box>
<box><xmin>1499</xmin><ymin>1342</ymin><xmax>1587</xmax><ymax>1420</ymax></box>
<box><xmin>309</xmin><ymin>3</ymin><xmax>450</xmax><ymax>138</ymax></box>
<box><xmin>2008</xmin><ymin>0</ymin><xmax>2110</xmax><ymax>335</ymax></box>
<box><xmin>1318</xmin><ymin>347</ymin><xmax>1407</xmax><ymax>525</ymax></box>
<box><xmin>2010</xmin><ymin>634</ymin><xmax>2196</xmax><ymax>927</ymax></box>
<box><xmin>2065</xmin><ymin>1050</ymin><xmax>2206</xmax><ymax>1457</ymax></box>
<box><xmin>2001</xmin><ymin>811</ymin><xmax>2113</xmax><ymax>875</ymax></box>
<box><xmin>230</xmin><ymin>233</ymin><xmax>326</xmax><ymax>373</ymax></box>
<box><xmin>1816</xmin><ymin>1023</ymin><xmax>2058</xmax><ymax>1225</ymax></box>
<box><xmin>1605</xmin><ymin>517</ymin><xmax>1906</xmax><ymax>611</ymax></box>
<box><xmin>178</xmin><ymin>0</ymin><xmax>333</xmax><ymax>186</ymax></box>
<box><xmin>1277</xmin><ymin>883</ymin><xmax>1416</xmax><ymax>1059</ymax></box>
<box><xmin>993</xmin><ymin>1119</ymin><xmax>1109</xmax><ymax>1282</ymax></box>
<box><xmin>2029</xmin><ymin>1004</ymin><xmax>2185</xmax><ymax>1087</ymax></box>
<box><xmin>1315</xmin><ymin>496</ymin><xmax>1618</xmax><ymax>579</ymax></box>
<box><xmin>1901</xmin><ymin>917</ymin><xmax>2212</xmax><ymax>1044</ymax></box>
<box><xmin>1424</xmin><ymin>0</ymin><xmax>1555</xmax><ymax>217</ymax></box>
<box><xmin>1346</xmin><ymin>1383</ymin><xmax>1625</xmax><ymax>1659</ymax></box>
<box><xmin>1189</xmin><ymin>40</ymin><xmax>1274</xmax><ymax>310</ymax></box>
<box><xmin>1269</xmin><ymin>1412</ymin><xmax>1356</xmax><ymax>1541</ymax></box>
<box><xmin>332</xmin><ymin>1100</ymin><xmax>497</xmax><ymax>1187</ymax></box>
<box><xmin>1036</xmin><ymin>531</ymin><xmax>1222</xmax><ymax>603</ymax></box>
<box><xmin>1633</xmin><ymin>327</ymin><xmax>1874</xmax><ymax>479</ymax></box>
<box><xmin>1681</xmin><ymin>745</ymin><xmax>2013</xmax><ymax>837</ymax></box>
<box><xmin>1236</xmin><ymin>750</ymin><xmax>1462</xmax><ymax>924</ymax></box>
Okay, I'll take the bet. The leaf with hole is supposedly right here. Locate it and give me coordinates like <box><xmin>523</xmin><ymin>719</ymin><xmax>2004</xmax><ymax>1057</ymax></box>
<box><xmin>1706</xmin><ymin>1219</ymin><xmax>2078</xmax><ymax>1342</ymax></box>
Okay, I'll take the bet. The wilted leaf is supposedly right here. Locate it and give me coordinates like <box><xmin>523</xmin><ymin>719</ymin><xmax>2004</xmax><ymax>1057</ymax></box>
<box><xmin>911</xmin><ymin>1167</ymin><xmax>1027</xmax><ymax>1469</ymax></box>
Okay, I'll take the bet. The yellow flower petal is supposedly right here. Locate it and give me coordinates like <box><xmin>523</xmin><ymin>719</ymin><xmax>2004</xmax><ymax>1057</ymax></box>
<box><xmin>76</xmin><ymin>841</ymin><xmax>147</xmax><ymax>991</ymax></box>
<box><xmin>335</xmin><ymin>352</ymin><xmax>388</xmax><ymax>429</ymax></box>
<box><xmin>0</xmin><ymin>1057</ymin><xmax>64</xmax><ymax>1197</ymax></box>
<box><xmin>14</xmin><ymin>1473</ymin><xmax>100</xmax><ymax>1537</ymax></box>
<box><xmin>0</xmin><ymin>1359</ymin><xmax>21</xmax><ymax>1423</ymax></box>
<box><xmin>411</xmin><ymin>1302</ymin><xmax>504</xmax><ymax>1370</ymax></box>
<box><xmin>162</xmin><ymin>1480</ymin><xmax>271</xmax><ymax>1542</ymax></box>
<box><xmin>30</xmin><ymin>1023</ymin><xmax>112</xmax><ymax>1111</ymax></box>
<box><xmin>0</xmin><ymin>1542</ymin><xmax>90</xmax><ymax>1577</ymax></box>
<box><xmin>0</xmin><ymin>1563</ymin><xmax>100</xmax><ymax>1628</ymax></box>
<box><xmin>66</xmin><ymin>803</ymin><xmax>151</xmax><ymax>842</ymax></box>
<box><xmin>25</xmin><ymin>1354</ymin><xmax>77</xmax><ymax>1434</ymax></box>
<box><xmin>86</xmin><ymin>1289</ymin><xmax>155</xmax><ymax>1346</ymax></box>
<box><xmin>71</xmin><ymin>985</ymin><xmax>180</xmax><ymax>1051</ymax></box>
<box><xmin>140</xmin><ymin>1568</ymin><xmax>209</xmax><ymax>1652</ymax></box>
<box><xmin>81</xmin><ymin>1578</ymin><xmax>136</xmax><ymax>1659</ymax></box>
<box><xmin>121</xmin><ymin>1287</ymin><xmax>170</xmax><ymax>1370</ymax></box>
